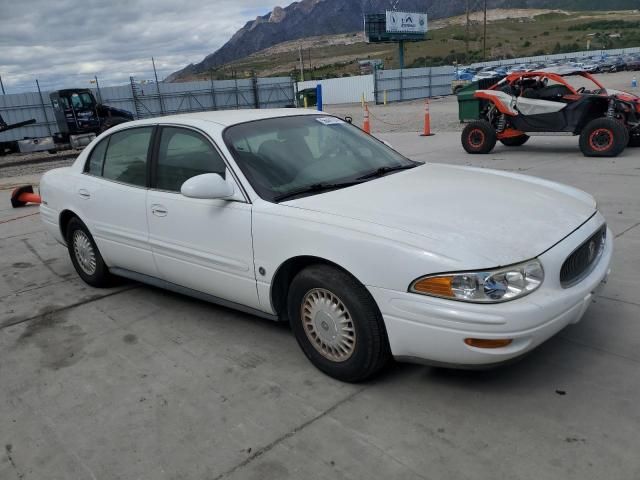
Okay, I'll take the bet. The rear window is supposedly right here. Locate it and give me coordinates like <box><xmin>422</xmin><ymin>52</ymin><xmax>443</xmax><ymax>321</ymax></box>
<box><xmin>85</xmin><ymin>138</ymin><xmax>109</xmax><ymax>176</ymax></box>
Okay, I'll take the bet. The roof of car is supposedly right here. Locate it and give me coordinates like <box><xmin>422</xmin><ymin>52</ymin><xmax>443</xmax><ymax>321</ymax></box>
<box><xmin>124</xmin><ymin>108</ymin><xmax>324</xmax><ymax>128</ymax></box>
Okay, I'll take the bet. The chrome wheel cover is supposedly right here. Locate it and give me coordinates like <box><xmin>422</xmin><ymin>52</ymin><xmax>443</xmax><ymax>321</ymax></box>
<box><xmin>72</xmin><ymin>230</ymin><xmax>97</xmax><ymax>275</ymax></box>
<box><xmin>301</xmin><ymin>288</ymin><xmax>356</xmax><ymax>362</ymax></box>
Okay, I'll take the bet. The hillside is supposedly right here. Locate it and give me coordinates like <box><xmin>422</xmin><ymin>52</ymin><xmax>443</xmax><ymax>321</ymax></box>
<box><xmin>167</xmin><ymin>0</ymin><xmax>640</xmax><ymax>82</ymax></box>
<box><xmin>173</xmin><ymin>9</ymin><xmax>640</xmax><ymax>82</ymax></box>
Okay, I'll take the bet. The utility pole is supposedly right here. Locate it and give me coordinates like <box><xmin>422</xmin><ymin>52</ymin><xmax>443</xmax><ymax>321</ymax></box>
<box><xmin>483</xmin><ymin>0</ymin><xmax>487</xmax><ymax>60</ymax></box>
<box><xmin>152</xmin><ymin>57</ymin><xmax>165</xmax><ymax>115</ymax></box>
<box><xmin>94</xmin><ymin>75</ymin><xmax>102</xmax><ymax>104</ymax></box>
<box><xmin>298</xmin><ymin>44</ymin><xmax>305</xmax><ymax>82</ymax></box>
<box><xmin>465</xmin><ymin>0</ymin><xmax>470</xmax><ymax>60</ymax></box>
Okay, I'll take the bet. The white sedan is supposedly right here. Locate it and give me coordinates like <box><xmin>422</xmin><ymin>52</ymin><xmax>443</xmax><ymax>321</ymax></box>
<box><xmin>40</xmin><ymin>109</ymin><xmax>612</xmax><ymax>382</ymax></box>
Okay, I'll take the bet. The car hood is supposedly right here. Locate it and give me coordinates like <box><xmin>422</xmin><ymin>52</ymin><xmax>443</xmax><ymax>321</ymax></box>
<box><xmin>283</xmin><ymin>164</ymin><xmax>596</xmax><ymax>267</ymax></box>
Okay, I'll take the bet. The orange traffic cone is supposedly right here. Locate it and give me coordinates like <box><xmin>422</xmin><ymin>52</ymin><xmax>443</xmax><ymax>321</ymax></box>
<box><xmin>420</xmin><ymin>98</ymin><xmax>435</xmax><ymax>137</ymax></box>
<box><xmin>10</xmin><ymin>185</ymin><xmax>41</xmax><ymax>208</ymax></box>
<box><xmin>363</xmin><ymin>104</ymin><xmax>371</xmax><ymax>134</ymax></box>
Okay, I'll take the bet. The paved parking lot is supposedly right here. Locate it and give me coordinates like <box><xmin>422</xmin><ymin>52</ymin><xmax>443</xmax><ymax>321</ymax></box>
<box><xmin>1</xmin><ymin>128</ymin><xmax>639</xmax><ymax>479</ymax></box>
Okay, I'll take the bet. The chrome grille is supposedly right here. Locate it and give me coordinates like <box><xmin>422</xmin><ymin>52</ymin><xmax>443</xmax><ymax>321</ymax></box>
<box><xmin>560</xmin><ymin>225</ymin><xmax>606</xmax><ymax>288</ymax></box>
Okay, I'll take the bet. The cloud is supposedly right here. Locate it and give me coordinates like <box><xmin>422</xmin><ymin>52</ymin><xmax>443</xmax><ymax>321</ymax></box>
<box><xmin>0</xmin><ymin>0</ymin><xmax>272</xmax><ymax>93</ymax></box>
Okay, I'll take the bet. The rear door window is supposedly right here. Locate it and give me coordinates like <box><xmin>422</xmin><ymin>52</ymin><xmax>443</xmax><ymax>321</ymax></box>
<box><xmin>85</xmin><ymin>138</ymin><xmax>109</xmax><ymax>176</ymax></box>
<box><xmin>102</xmin><ymin>127</ymin><xmax>152</xmax><ymax>187</ymax></box>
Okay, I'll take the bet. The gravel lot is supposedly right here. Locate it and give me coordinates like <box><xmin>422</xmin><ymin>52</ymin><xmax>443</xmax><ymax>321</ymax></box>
<box><xmin>1</xmin><ymin>71</ymin><xmax>640</xmax><ymax>479</ymax></box>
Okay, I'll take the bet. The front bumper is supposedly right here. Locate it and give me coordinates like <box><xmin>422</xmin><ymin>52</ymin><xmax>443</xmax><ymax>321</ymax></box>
<box><xmin>368</xmin><ymin>213</ymin><xmax>613</xmax><ymax>366</ymax></box>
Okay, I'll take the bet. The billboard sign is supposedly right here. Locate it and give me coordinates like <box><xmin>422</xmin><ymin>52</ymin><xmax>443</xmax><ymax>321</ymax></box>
<box><xmin>385</xmin><ymin>11</ymin><xmax>428</xmax><ymax>34</ymax></box>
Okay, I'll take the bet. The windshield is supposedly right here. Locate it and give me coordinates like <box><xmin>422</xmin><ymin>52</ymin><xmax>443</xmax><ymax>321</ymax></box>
<box><xmin>223</xmin><ymin>115</ymin><xmax>417</xmax><ymax>202</ymax></box>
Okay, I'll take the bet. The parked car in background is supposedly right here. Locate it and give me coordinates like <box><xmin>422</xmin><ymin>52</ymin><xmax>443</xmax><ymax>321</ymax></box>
<box><xmin>39</xmin><ymin>109</ymin><xmax>613</xmax><ymax>382</ymax></box>
<box><xmin>600</xmin><ymin>57</ymin><xmax>626</xmax><ymax>73</ymax></box>
<box><xmin>473</xmin><ymin>70</ymin><xmax>501</xmax><ymax>82</ymax></box>
<box><xmin>624</xmin><ymin>56</ymin><xmax>640</xmax><ymax>71</ymax></box>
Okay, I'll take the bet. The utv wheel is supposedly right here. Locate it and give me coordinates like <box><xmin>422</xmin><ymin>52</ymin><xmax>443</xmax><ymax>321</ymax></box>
<box><xmin>628</xmin><ymin>131</ymin><xmax>640</xmax><ymax>148</ymax></box>
<box><xmin>462</xmin><ymin>121</ymin><xmax>497</xmax><ymax>154</ymax></box>
<box><xmin>579</xmin><ymin>118</ymin><xmax>627</xmax><ymax>157</ymax></box>
<box><xmin>66</xmin><ymin>217</ymin><xmax>115</xmax><ymax>288</ymax></box>
<box><xmin>287</xmin><ymin>265</ymin><xmax>390</xmax><ymax>382</ymax></box>
<box><xmin>500</xmin><ymin>135</ymin><xmax>529</xmax><ymax>147</ymax></box>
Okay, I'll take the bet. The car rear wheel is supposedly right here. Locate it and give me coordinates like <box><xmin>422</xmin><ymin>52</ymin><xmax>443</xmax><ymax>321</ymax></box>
<box><xmin>461</xmin><ymin>121</ymin><xmax>497</xmax><ymax>154</ymax></box>
<box><xmin>500</xmin><ymin>135</ymin><xmax>529</xmax><ymax>147</ymax></box>
<box><xmin>66</xmin><ymin>217</ymin><xmax>116</xmax><ymax>288</ymax></box>
<box><xmin>579</xmin><ymin>118</ymin><xmax>627</xmax><ymax>157</ymax></box>
<box><xmin>287</xmin><ymin>265</ymin><xmax>390</xmax><ymax>382</ymax></box>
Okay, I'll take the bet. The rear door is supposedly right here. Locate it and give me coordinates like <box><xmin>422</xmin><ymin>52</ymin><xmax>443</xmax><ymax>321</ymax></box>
<box><xmin>78</xmin><ymin>126</ymin><xmax>158</xmax><ymax>277</ymax></box>
<box><xmin>146</xmin><ymin>126</ymin><xmax>260</xmax><ymax>310</ymax></box>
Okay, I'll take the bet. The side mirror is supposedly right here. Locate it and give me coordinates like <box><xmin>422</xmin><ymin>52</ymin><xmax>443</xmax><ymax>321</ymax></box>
<box><xmin>181</xmin><ymin>173</ymin><xmax>235</xmax><ymax>200</ymax></box>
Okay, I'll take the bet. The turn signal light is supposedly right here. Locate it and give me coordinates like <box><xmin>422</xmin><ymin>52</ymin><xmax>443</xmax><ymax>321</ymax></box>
<box><xmin>464</xmin><ymin>338</ymin><xmax>513</xmax><ymax>349</ymax></box>
<box><xmin>412</xmin><ymin>276</ymin><xmax>453</xmax><ymax>297</ymax></box>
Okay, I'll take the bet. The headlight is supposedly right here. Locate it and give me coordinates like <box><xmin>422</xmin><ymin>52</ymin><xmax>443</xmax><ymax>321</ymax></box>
<box><xmin>409</xmin><ymin>259</ymin><xmax>544</xmax><ymax>303</ymax></box>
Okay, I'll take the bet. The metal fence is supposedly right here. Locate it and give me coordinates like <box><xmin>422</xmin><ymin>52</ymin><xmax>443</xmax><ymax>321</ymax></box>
<box><xmin>0</xmin><ymin>76</ymin><xmax>295</xmax><ymax>142</ymax></box>
<box><xmin>374</xmin><ymin>66</ymin><xmax>456</xmax><ymax>104</ymax></box>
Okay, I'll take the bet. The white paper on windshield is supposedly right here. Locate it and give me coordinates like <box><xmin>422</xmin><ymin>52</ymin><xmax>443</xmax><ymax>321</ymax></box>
<box><xmin>315</xmin><ymin>117</ymin><xmax>345</xmax><ymax>125</ymax></box>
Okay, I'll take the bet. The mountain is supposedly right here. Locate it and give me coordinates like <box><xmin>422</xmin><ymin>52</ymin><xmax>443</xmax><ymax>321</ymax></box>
<box><xmin>167</xmin><ymin>0</ymin><xmax>640</xmax><ymax>81</ymax></box>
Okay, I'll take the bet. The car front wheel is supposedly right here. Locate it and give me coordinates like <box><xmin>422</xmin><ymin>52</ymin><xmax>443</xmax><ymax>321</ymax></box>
<box><xmin>287</xmin><ymin>265</ymin><xmax>390</xmax><ymax>382</ymax></box>
<box><xmin>66</xmin><ymin>217</ymin><xmax>115</xmax><ymax>288</ymax></box>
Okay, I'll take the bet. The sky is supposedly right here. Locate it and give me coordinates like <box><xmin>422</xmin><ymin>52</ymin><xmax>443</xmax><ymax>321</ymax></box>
<box><xmin>0</xmin><ymin>0</ymin><xmax>273</xmax><ymax>93</ymax></box>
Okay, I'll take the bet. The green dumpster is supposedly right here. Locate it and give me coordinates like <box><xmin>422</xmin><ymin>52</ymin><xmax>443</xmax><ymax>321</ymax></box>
<box><xmin>297</xmin><ymin>88</ymin><xmax>317</xmax><ymax>107</ymax></box>
<box><xmin>457</xmin><ymin>83</ymin><xmax>481</xmax><ymax>122</ymax></box>
<box><xmin>456</xmin><ymin>76</ymin><xmax>505</xmax><ymax>122</ymax></box>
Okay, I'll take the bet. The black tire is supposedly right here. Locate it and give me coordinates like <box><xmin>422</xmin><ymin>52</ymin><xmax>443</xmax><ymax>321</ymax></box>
<box><xmin>287</xmin><ymin>265</ymin><xmax>390</xmax><ymax>382</ymax></box>
<box><xmin>65</xmin><ymin>217</ymin><xmax>115</xmax><ymax>288</ymax></box>
<box><xmin>500</xmin><ymin>135</ymin><xmax>530</xmax><ymax>147</ymax></box>
<box><xmin>622</xmin><ymin>125</ymin><xmax>630</xmax><ymax>147</ymax></box>
<box><xmin>579</xmin><ymin>118</ymin><xmax>627</xmax><ymax>157</ymax></box>
<box><xmin>461</xmin><ymin>120</ymin><xmax>497</xmax><ymax>154</ymax></box>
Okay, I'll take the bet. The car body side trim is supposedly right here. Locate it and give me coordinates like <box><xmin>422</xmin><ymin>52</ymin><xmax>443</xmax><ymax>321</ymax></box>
<box><xmin>109</xmin><ymin>267</ymin><xmax>279</xmax><ymax>322</ymax></box>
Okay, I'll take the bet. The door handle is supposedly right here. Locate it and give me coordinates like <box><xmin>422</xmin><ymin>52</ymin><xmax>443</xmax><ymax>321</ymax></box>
<box><xmin>151</xmin><ymin>204</ymin><xmax>168</xmax><ymax>217</ymax></box>
<box><xmin>78</xmin><ymin>189</ymin><xmax>91</xmax><ymax>199</ymax></box>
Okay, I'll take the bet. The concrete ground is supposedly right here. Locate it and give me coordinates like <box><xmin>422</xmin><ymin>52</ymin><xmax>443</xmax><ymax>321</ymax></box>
<box><xmin>1</xmin><ymin>119</ymin><xmax>640</xmax><ymax>479</ymax></box>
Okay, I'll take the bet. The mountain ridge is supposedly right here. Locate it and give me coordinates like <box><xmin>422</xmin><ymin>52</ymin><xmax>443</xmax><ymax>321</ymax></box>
<box><xmin>167</xmin><ymin>0</ymin><xmax>640</xmax><ymax>81</ymax></box>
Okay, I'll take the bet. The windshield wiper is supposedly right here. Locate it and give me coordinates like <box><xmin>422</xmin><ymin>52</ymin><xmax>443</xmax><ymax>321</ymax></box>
<box><xmin>356</xmin><ymin>163</ymin><xmax>418</xmax><ymax>181</ymax></box>
<box><xmin>274</xmin><ymin>181</ymin><xmax>363</xmax><ymax>202</ymax></box>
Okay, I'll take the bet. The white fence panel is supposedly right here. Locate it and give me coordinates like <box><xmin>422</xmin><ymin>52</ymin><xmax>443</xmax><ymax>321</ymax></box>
<box><xmin>297</xmin><ymin>75</ymin><xmax>374</xmax><ymax>105</ymax></box>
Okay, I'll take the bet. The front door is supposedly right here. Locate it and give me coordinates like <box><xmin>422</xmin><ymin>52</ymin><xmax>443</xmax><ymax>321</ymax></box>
<box><xmin>146</xmin><ymin>126</ymin><xmax>259</xmax><ymax>310</ymax></box>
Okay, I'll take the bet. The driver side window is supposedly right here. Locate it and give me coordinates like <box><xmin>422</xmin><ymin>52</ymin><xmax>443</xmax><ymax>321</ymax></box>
<box><xmin>155</xmin><ymin>127</ymin><xmax>227</xmax><ymax>192</ymax></box>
